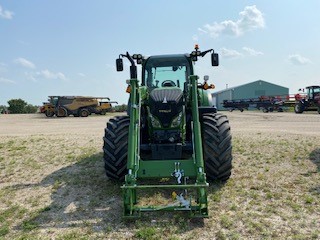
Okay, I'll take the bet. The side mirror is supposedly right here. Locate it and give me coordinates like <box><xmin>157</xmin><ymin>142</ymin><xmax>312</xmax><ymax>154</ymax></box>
<box><xmin>116</xmin><ymin>58</ymin><xmax>123</xmax><ymax>71</ymax></box>
<box><xmin>211</xmin><ymin>53</ymin><xmax>219</xmax><ymax>66</ymax></box>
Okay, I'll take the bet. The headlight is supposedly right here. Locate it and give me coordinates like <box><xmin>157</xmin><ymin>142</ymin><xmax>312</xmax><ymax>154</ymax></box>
<box><xmin>150</xmin><ymin>114</ymin><xmax>161</xmax><ymax>128</ymax></box>
<box><xmin>171</xmin><ymin>112</ymin><xmax>183</xmax><ymax>128</ymax></box>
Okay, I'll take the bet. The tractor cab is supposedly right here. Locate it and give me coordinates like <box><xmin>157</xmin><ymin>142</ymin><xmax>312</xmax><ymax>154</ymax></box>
<box><xmin>142</xmin><ymin>54</ymin><xmax>191</xmax><ymax>90</ymax></box>
<box><xmin>142</xmin><ymin>55</ymin><xmax>190</xmax><ymax>136</ymax></box>
<box><xmin>306</xmin><ymin>86</ymin><xmax>320</xmax><ymax>100</ymax></box>
<box><xmin>295</xmin><ymin>85</ymin><xmax>320</xmax><ymax>113</ymax></box>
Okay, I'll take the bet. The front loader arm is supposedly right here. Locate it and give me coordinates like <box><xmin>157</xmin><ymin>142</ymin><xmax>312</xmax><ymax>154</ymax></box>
<box><xmin>126</xmin><ymin>77</ymin><xmax>141</xmax><ymax>183</ymax></box>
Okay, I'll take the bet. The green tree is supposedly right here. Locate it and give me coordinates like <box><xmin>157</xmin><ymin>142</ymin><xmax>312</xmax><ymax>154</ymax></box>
<box><xmin>0</xmin><ymin>105</ymin><xmax>8</xmax><ymax>114</ymax></box>
<box><xmin>114</xmin><ymin>104</ymin><xmax>127</xmax><ymax>112</ymax></box>
<box><xmin>24</xmin><ymin>104</ymin><xmax>38</xmax><ymax>113</ymax></box>
<box><xmin>8</xmin><ymin>99</ymin><xmax>27</xmax><ymax>113</ymax></box>
<box><xmin>7</xmin><ymin>99</ymin><xmax>39</xmax><ymax>114</ymax></box>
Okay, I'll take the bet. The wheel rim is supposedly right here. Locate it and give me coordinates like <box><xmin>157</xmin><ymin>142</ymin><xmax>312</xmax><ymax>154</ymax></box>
<box><xmin>58</xmin><ymin>107</ymin><xmax>67</xmax><ymax>117</ymax></box>
<box><xmin>80</xmin><ymin>110</ymin><xmax>88</xmax><ymax>117</ymax></box>
<box><xmin>45</xmin><ymin>110</ymin><xmax>54</xmax><ymax>117</ymax></box>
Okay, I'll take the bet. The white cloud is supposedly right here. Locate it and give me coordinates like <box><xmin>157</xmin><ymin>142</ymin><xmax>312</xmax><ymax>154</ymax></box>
<box><xmin>192</xmin><ymin>34</ymin><xmax>198</xmax><ymax>42</ymax></box>
<box><xmin>198</xmin><ymin>28</ymin><xmax>208</xmax><ymax>34</ymax></box>
<box><xmin>24</xmin><ymin>72</ymin><xmax>37</xmax><ymax>82</ymax></box>
<box><xmin>25</xmin><ymin>69</ymin><xmax>67</xmax><ymax>82</ymax></box>
<box><xmin>219</xmin><ymin>47</ymin><xmax>263</xmax><ymax>59</ymax></box>
<box><xmin>0</xmin><ymin>77</ymin><xmax>16</xmax><ymax>84</ymax></box>
<box><xmin>242</xmin><ymin>47</ymin><xmax>263</xmax><ymax>56</ymax></box>
<box><xmin>78</xmin><ymin>73</ymin><xmax>86</xmax><ymax>77</ymax></box>
<box><xmin>238</xmin><ymin>5</ymin><xmax>265</xmax><ymax>31</ymax></box>
<box><xmin>0</xmin><ymin>4</ymin><xmax>14</xmax><ymax>19</ymax></box>
<box><xmin>199</xmin><ymin>5</ymin><xmax>265</xmax><ymax>38</ymax></box>
<box><xmin>220</xmin><ymin>48</ymin><xmax>242</xmax><ymax>58</ymax></box>
<box><xmin>14</xmin><ymin>58</ymin><xmax>36</xmax><ymax>69</ymax></box>
<box><xmin>0</xmin><ymin>62</ymin><xmax>7</xmax><ymax>73</ymax></box>
<box><xmin>288</xmin><ymin>54</ymin><xmax>312</xmax><ymax>65</ymax></box>
<box><xmin>37</xmin><ymin>69</ymin><xmax>67</xmax><ymax>80</ymax></box>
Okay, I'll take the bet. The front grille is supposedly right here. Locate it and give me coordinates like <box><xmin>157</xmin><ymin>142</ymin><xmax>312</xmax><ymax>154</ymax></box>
<box><xmin>149</xmin><ymin>89</ymin><xmax>183</xmax><ymax>127</ymax></box>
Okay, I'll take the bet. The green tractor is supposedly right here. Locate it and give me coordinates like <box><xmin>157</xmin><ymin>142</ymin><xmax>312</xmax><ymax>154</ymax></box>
<box><xmin>103</xmin><ymin>45</ymin><xmax>232</xmax><ymax>218</ymax></box>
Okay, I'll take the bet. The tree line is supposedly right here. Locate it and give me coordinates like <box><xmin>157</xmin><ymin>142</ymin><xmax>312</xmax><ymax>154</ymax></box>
<box><xmin>0</xmin><ymin>99</ymin><xmax>39</xmax><ymax>114</ymax></box>
<box><xmin>113</xmin><ymin>104</ymin><xmax>127</xmax><ymax>112</ymax></box>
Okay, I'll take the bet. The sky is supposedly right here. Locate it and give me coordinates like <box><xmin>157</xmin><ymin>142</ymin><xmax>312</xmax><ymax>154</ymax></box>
<box><xmin>0</xmin><ymin>1</ymin><xmax>320</xmax><ymax>106</ymax></box>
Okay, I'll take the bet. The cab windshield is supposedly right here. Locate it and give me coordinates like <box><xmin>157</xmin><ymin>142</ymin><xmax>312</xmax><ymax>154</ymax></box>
<box><xmin>308</xmin><ymin>87</ymin><xmax>320</xmax><ymax>99</ymax></box>
<box><xmin>50</xmin><ymin>97</ymin><xmax>58</xmax><ymax>106</ymax></box>
<box><xmin>143</xmin><ymin>56</ymin><xmax>191</xmax><ymax>89</ymax></box>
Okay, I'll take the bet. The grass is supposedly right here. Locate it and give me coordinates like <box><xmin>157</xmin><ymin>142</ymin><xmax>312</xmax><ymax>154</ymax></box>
<box><xmin>134</xmin><ymin>227</ymin><xmax>158</xmax><ymax>240</ymax></box>
<box><xmin>0</xmin><ymin>114</ymin><xmax>319</xmax><ymax>239</ymax></box>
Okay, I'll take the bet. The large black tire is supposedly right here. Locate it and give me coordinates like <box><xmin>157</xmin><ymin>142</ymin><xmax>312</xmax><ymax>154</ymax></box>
<box><xmin>103</xmin><ymin>115</ymin><xmax>129</xmax><ymax>181</ymax></box>
<box><xmin>99</xmin><ymin>110</ymin><xmax>107</xmax><ymax>115</ymax></box>
<box><xmin>79</xmin><ymin>108</ymin><xmax>89</xmax><ymax>117</ymax></box>
<box><xmin>56</xmin><ymin>107</ymin><xmax>68</xmax><ymax>117</ymax></box>
<box><xmin>294</xmin><ymin>103</ymin><xmax>304</xmax><ymax>114</ymax></box>
<box><xmin>45</xmin><ymin>110</ymin><xmax>54</xmax><ymax>117</ymax></box>
<box><xmin>201</xmin><ymin>113</ymin><xmax>232</xmax><ymax>181</ymax></box>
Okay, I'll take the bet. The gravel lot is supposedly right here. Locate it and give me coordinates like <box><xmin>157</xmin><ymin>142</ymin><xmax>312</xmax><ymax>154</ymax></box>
<box><xmin>1</xmin><ymin>111</ymin><xmax>319</xmax><ymax>137</ymax></box>
<box><xmin>0</xmin><ymin>112</ymin><xmax>319</xmax><ymax>239</ymax></box>
<box><xmin>0</xmin><ymin>113</ymin><xmax>112</xmax><ymax>137</ymax></box>
<box><xmin>227</xmin><ymin>111</ymin><xmax>320</xmax><ymax>136</ymax></box>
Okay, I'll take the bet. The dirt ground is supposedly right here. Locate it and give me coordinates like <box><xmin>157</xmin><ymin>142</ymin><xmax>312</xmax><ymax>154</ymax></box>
<box><xmin>0</xmin><ymin>112</ymin><xmax>319</xmax><ymax>239</ymax></box>
<box><xmin>0</xmin><ymin>113</ymin><xmax>112</xmax><ymax>137</ymax></box>
<box><xmin>0</xmin><ymin>111</ymin><xmax>320</xmax><ymax>138</ymax></box>
<box><xmin>227</xmin><ymin>111</ymin><xmax>320</xmax><ymax>136</ymax></box>
<box><xmin>1</xmin><ymin>111</ymin><xmax>319</xmax><ymax>137</ymax></box>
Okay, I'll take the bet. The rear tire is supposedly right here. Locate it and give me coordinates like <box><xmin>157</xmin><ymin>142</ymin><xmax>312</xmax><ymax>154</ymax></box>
<box><xmin>294</xmin><ymin>103</ymin><xmax>304</xmax><ymax>113</ymax></box>
<box><xmin>56</xmin><ymin>107</ymin><xmax>68</xmax><ymax>117</ymax></box>
<box><xmin>79</xmin><ymin>108</ymin><xmax>89</xmax><ymax>117</ymax></box>
<box><xmin>201</xmin><ymin>113</ymin><xmax>232</xmax><ymax>181</ymax></box>
<box><xmin>103</xmin><ymin>116</ymin><xmax>130</xmax><ymax>181</ymax></box>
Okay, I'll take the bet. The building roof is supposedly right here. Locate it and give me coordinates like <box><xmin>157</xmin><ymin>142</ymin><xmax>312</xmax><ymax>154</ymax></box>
<box><xmin>212</xmin><ymin>80</ymin><xmax>288</xmax><ymax>95</ymax></box>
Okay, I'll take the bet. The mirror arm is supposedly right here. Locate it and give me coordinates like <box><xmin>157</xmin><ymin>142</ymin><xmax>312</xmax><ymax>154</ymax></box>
<box><xmin>200</xmin><ymin>49</ymin><xmax>213</xmax><ymax>57</ymax></box>
<box><xmin>125</xmin><ymin>52</ymin><xmax>137</xmax><ymax>79</ymax></box>
<box><xmin>117</xmin><ymin>52</ymin><xmax>137</xmax><ymax>78</ymax></box>
<box><xmin>123</xmin><ymin>52</ymin><xmax>134</xmax><ymax>66</ymax></box>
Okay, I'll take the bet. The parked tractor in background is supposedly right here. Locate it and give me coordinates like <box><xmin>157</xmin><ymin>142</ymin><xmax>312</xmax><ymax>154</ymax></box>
<box><xmin>42</xmin><ymin>96</ymin><xmax>117</xmax><ymax>117</ymax></box>
<box><xmin>103</xmin><ymin>45</ymin><xmax>233</xmax><ymax>218</ymax></box>
<box><xmin>294</xmin><ymin>86</ymin><xmax>320</xmax><ymax>114</ymax></box>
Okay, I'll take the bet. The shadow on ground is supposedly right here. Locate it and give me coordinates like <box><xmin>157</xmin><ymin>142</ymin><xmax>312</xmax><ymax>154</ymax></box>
<box><xmin>8</xmin><ymin>153</ymin><xmax>123</xmax><ymax>231</ymax></box>
<box><xmin>309</xmin><ymin>148</ymin><xmax>320</xmax><ymax>195</ymax></box>
<box><xmin>5</xmin><ymin>153</ymin><xmax>223</xmax><ymax>235</ymax></box>
<box><xmin>309</xmin><ymin>148</ymin><xmax>320</xmax><ymax>172</ymax></box>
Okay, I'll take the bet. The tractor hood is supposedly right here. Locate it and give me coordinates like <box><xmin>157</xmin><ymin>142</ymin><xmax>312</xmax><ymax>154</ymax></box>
<box><xmin>149</xmin><ymin>88</ymin><xmax>183</xmax><ymax>128</ymax></box>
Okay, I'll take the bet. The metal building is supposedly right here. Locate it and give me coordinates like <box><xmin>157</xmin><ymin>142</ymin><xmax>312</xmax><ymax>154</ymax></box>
<box><xmin>212</xmin><ymin>80</ymin><xmax>289</xmax><ymax>110</ymax></box>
